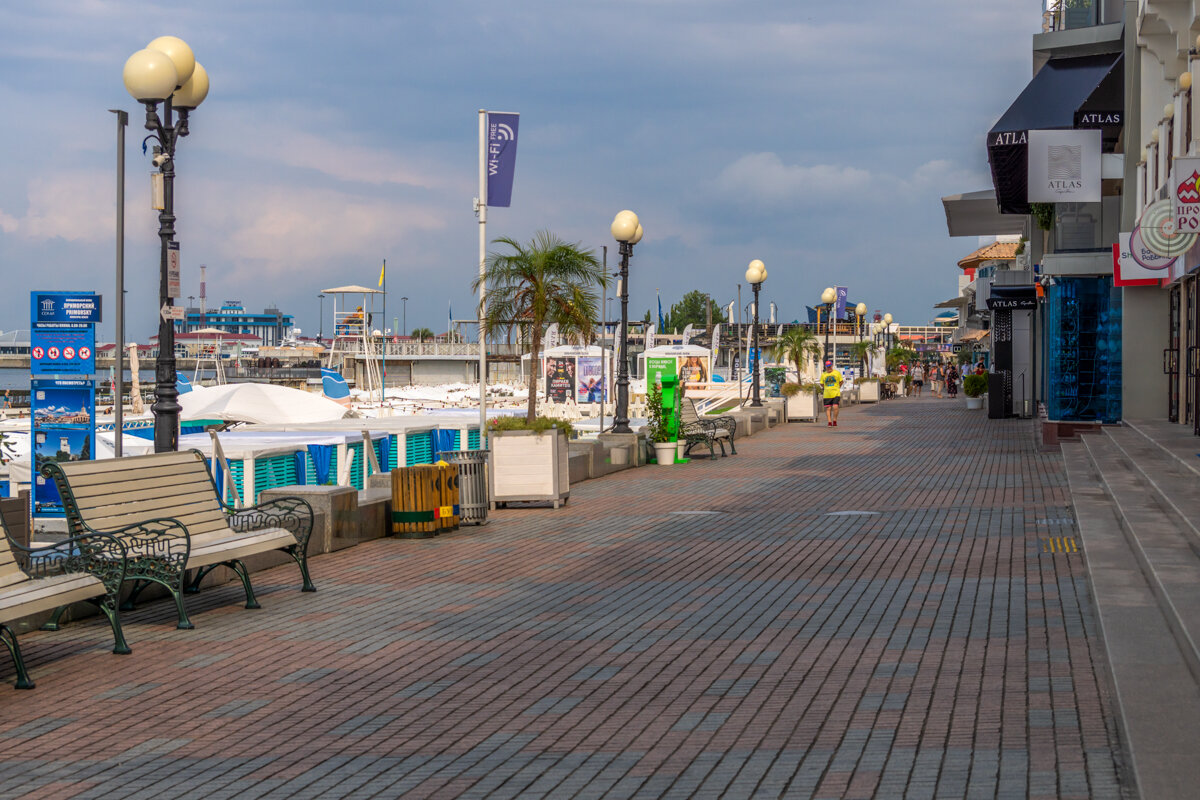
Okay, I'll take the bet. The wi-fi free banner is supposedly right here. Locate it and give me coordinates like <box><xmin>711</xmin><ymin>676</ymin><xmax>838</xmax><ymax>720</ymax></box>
<box><xmin>486</xmin><ymin>112</ymin><xmax>520</xmax><ymax>207</ymax></box>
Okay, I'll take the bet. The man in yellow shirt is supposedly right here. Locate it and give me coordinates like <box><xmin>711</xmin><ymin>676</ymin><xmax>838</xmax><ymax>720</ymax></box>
<box><xmin>820</xmin><ymin>360</ymin><xmax>843</xmax><ymax>427</ymax></box>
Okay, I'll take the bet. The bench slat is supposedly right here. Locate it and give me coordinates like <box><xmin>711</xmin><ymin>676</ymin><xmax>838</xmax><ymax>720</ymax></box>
<box><xmin>57</xmin><ymin>451</ymin><xmax>202</xmax><ymax>478</ymax></box>
<box><xmin>0</xmin><ymin>573</ymin><xmax>103</xmax><ymax>620</ymax></box>
<box><xmin>69</xmin><ymin>481</ymin><xmax>217</xmax><ymax>510</ymax></box>
<box><xmin>86</xmin><ymin>505</ymin><xmax>228</xmax><ymax>535</ymax></box>
<box><xmin>80</xmin><ymin>490</ymin><xmax>223</xmax><ymax>524</ymax></box>
<box><xmin>187</xmin><ymin>528</ymin><xmax>297</xmax><ymax>568</ymax></box>
<box><xmin>63</xmin><ymin>463</ymin><xmax>215</xmax><ymax>492</ymax></box>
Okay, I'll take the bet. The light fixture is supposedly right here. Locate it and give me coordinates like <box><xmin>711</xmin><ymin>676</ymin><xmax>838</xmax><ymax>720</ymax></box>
<box><xmin>610</xmin><ymin>209</ymin><xmax>643</xmax><ymax>433</ymax></box>
<box><xmin>821</xmin><ymin>287</ymin><xmax>836</xmax><ymax>305</ymax></box>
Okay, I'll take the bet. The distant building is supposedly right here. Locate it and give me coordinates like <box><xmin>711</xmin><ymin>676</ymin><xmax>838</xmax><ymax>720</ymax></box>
<box><xmin>175</xmin><ymin>301</ymin><xmax>294</xmax><ymax>346</ymax></box>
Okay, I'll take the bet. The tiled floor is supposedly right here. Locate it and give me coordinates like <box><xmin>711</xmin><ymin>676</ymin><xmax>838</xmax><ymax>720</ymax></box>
<box><xmin>0</xmin><ymin>399</ymin><xmax>1126</xmax><ymax>799</ymax></box>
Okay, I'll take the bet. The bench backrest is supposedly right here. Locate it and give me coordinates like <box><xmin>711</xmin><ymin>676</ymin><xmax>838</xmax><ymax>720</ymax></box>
<box><xmin>49</xmin><ymin>451</ymin><xmax>229</xmax><ymax>539</ymax></box>
<box><xmin>679</xmin><ymin>398</ymin><xmax>701</xmax><ymax>426</ymax></box>
<box><xmin>0</xmin><ymin>521</ymin><xmax>28</xmax><ymax>591</ymax></box>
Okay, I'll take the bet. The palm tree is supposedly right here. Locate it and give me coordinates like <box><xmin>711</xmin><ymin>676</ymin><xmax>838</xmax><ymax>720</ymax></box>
<box><xmin>410</xmin><ymin>327</ymin><xmax>434</xmax><ymax>342</ymax></box>
<box><xmin>849</xmin><ymin>340</ymin><xmax>874</xmax><ymax>376</ymax></box>
<box><xmin>770</xmin><ymin>327</ymin><xmax>821</xmax><ymax>383</ymax></box>
<box><xmin>475</xmin><ymin>231</ymin><xmax>605</xmax><ymax>422</ymax></box>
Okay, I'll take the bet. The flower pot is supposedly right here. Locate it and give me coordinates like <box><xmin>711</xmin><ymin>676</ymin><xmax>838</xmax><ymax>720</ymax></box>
<box><xmin>676</xmin><ymin>441</ymin><xmax>688</xmax><ymax>460</ymax></box>
<box><xmin>653</xmin><ymin>442</ymin><xmax>676</xmax><ymax>465</ymax></box>
<box><xmin>965</xmin><ymin>396</ymin><xmax>984</xmax><ymax>410</ymax></box>
<box><xmin>488</xmin><ymin>429</ymin><xmax>571</xmax><ymax>508</ymax></box>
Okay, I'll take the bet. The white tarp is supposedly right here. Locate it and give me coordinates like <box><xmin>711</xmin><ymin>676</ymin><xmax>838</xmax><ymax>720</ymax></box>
<box><xmin>180</xmin><ymin>383</ymin><xmax>352</xmax><ymax>425</ymax></box>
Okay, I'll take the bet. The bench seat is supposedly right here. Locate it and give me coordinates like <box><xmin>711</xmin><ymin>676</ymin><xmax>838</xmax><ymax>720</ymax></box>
<box><xmin>0</xmin><ymin>573</ymin><xmax>105</xmax><ymax>618</ymax></box>
<box><xmin>44</xmin><ymin>450</ymin><xmax>315</xmax><ymax>630</ymax></box>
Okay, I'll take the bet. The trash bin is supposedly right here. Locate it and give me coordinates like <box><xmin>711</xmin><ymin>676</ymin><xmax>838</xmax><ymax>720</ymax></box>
<box><xmin>438</xmin><ymin>450</ymin><xmax>489</xmax><ymax>525</ymax></box>
<box><xmin>391</xmin><ymin>465</ymin><xmax>440</xmax><ymax>539</ymax></box>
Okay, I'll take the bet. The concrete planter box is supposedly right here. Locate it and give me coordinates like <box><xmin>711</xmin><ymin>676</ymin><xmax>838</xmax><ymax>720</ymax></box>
<box><xmin>859</xmin><ymin>381</ymin><xmax>880</xmax><ymax>403</ymax></box>
<box><xmin>786</xmin><ymin>391</ymin><xmax>822</xmax><ymax>422</ymax></box>
<box><xmin>489</xmin><ymin>429</ymin><xmax>571</xmax><ymax>509</ymax></box>
<box><xmin>966</xmin><ymin>396</ymin><xmax>984</xmax><ymax>410</ymax></box>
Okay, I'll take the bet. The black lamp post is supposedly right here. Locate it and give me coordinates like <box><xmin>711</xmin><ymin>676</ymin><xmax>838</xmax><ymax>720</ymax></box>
<box><xmin>318</xmin><ymin>294</ymin><xmax>326</xmax><ymax>340</ymax></box>
<box><xmin>123</xmin><ymin>36</ymin><xmax>209</xmax><ymax>453</ymax></box>
<box><xmin>820</xmin><ymin>287</ymin><xmax>836</xmax><ymax>364</ymax></box>
<box><xmin>883</xmin><ymin>313</ymin><xmax>893</xmax><ymax>351</ymax></box>
<box><xmin>746</xmin><ymin>260</ymin><xmax>767</xmax><ymax>408</ymax></box>
<box><xmin>610</xmin><ymin>210</ymin><xmax>643</xmax><ymax>434</ymax></box>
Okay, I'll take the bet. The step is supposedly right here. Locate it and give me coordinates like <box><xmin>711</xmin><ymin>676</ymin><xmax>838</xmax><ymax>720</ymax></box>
<box><xmin>1062</xmin><ymin>442</ymin><xmax>1200</xmax><ymax>799</ymax></box>
<box><xmin>1123</xmin><ymin>418</ymin><xmax>1200</xmax><ymax>479</ymax></box>
<box><xmin>1083</xmin><ymin>434</ymin><xmax>1200</xmax><ymax>684</ymax></box>
<box><xmin>1105</xmin><ymin>426</ymin><xmax>1200</xmax><ymax>549</ymax></box>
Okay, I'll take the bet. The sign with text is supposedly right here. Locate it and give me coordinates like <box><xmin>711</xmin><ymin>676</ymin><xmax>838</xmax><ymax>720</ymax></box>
<box><xmin>1113</xmin><ymin>233</ymin><xmax>1170</xmax><ymax>286</ymax></box>
<box><xmin>1171</xmin><ymin>158</ymin><xmax>1200</xmax><ymax>234</ymax></box>
<box><xmin>31</xmin><ymin>324</ymin><xmax>95</xmax><ymax>376</ymax></box>
<box><xmin>1027</xmin><ymin>129</ymin><xmax>1101</xmax><ymax>203</ymax></box>
<box><xmin>31</xmin><ymin>378</ymin><xmax>95</xmax><ymax>516</ymax></box>
<box><xmin>985</xmin><ymin>285</ymin><xmax>1037</xmax><ymax>310</ymax></box>
<box><xmin>486</xmin><ymin>112</ymin><xmax>520</xmax><ymax>207</ymax></box>
<box><xmin>32</xmin><ymin>292</ymin><xmax>101</xmax><ymax>324</ymax></box>
<box><xmin>167</xmin><ymin>241</ymin><xmax>181</xmax><ymax>298</ymax></box>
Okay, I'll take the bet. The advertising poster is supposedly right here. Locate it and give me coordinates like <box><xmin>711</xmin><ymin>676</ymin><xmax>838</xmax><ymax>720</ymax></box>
<box><xmin>31</xmin><ymin>378</ymin><xmax>95</xmax><ymax>515</ymax></box>
<box><xmin>765</xmin><ymin>367</ymin><xmax>787</xmax><ymax>398</ymax></box>
<box><xmin>546</xmin><ymin>357</ymin><xmax>575</xmax><ymax>403</ymax></box>
<box><xmin>677</xmin><ymin>355</ymin><xmax>709</xmax><ymax>384</ymax></box>
<box><xmin>577</xmin><ymin>356</ymin><xmax>606</xmax><ymax>403</ymax></box>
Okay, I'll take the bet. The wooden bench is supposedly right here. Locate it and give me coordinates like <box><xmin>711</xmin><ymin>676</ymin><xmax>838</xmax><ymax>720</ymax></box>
<box><xmin>680</xmin><ymin>399</ymin><xmax>736</xmax><ymax>458</ymax></box>
<box><xmin>42</xmin><ymin>450</ymin><xmax>315</xmax><ymax>630</ymax></box>
<box><xmin>1</xmin><ymin>519</ymin><xmax>129</xmax><ymax>689</ymax></box>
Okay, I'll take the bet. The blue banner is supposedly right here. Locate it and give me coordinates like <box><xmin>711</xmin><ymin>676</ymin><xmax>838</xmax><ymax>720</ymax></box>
<box><xmin>658</xmin><ymin>296</ymin><xmax>665</xmax><ymax>334</ymax></box>
<box><xmin>835</xmin><ymin>286</ymin><xmax>848</xmax><ymax>320</ymax></box>
<box><xmin>32</xmin><ymin>292</ymin><xmax>101</xmax><ymax>324</ymax></box>
<box><xmin>486</xmin><ymin>112</ymin><xmax>520</xmax><ymax>207</ymax></box>
<box><xmin>31</xmin><ymin>379</ymin><xmax>95</xmax><ymax>516</ymax></box>
<box><xmin>31</xmin><ymin>324</ymin><xmax>95</xmax><ymax>376</ymax></box>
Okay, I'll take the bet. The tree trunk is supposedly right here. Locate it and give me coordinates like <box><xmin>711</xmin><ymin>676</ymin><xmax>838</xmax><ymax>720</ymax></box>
<box><xmin>527</xmin><ymin>331</ymin><xmax>541</xmax><ymax>423</ymax></box>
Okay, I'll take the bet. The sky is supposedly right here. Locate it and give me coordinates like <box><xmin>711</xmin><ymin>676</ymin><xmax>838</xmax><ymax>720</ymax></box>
<box><xmin>0</xmin><ymin>0</ymin><xmax>1035</xmax><ymax>343</ymax></box>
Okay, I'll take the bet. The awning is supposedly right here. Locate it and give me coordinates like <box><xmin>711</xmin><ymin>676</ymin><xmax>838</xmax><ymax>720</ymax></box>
<box><xmin>960</xmin><ymin>329</ymin><xmax>990</xmax><ymax>342</ymax></box>
<box><xmin>985</xmin><ymin>284</ymin><xmax>1038</xmax><ymax>310</ymax></box>
<box><xmin>987</xmin><ymin>52</ymin><xmax>1123</xmax><ymax>215</ymax></box>
<box><xmin>934</xmin><ymin>297</ymin><xmax>968</xmax><ymax>309</ymax></box>
<box><xmin>941</xmin><ymin>190</ymin><xmax>1029</xmax><ymax>238</ymax></box>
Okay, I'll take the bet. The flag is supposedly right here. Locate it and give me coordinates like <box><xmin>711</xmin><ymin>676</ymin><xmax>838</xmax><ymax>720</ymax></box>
<box><xmin>835</xmin><ymin>287</ymin><xmax>848</xmax><ymax>319</ymax></box>
<box><xmin>378</xmin><ymin>260</ymin><xmax>386</xmax><ymax>288</ymax></box>
<box><xmin>681</xmin><ymin>324</ymin><xmax>693</xmax><ymax>345</ymax></box>
<box><xmin>657</xmin><ymin>295</ymin><xmax>665</xmax><ymax>334</ymax></box>
<box><xmin>486</xmin><ymin>112</ymin><xmax>520</xmax><ymax>207</ymax></box>
<box><xmin>448</xmin><ymin>301</ymin><xmax>453</xmax><ymax>341</ymax></box>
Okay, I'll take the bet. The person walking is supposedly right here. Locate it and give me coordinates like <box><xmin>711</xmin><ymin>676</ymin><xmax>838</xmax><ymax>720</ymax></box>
<box><xmin>911</xmin><ymin>362</ymin><xmax>925</xmax><ymax>398</ymax></box>
<box><xmin>929</xmin><ymin>363</ymin><xmax>942</xmax><ymax>398</ymax></box>
<box><xmin>946</xmin><ymin>365</ymin><xmax>959</xmax><ymax>398</ymax></box>
<box><xmin>820</xmin><ymin>359</ymin><xmax>843</xmax><ymax>427</ymax></box>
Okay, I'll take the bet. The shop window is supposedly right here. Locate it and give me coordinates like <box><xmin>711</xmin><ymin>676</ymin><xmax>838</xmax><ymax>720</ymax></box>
<box><xmin>1045</xmin><ymin>276</ymin><xmax>1122</xmax><ymax>423</ymax></box>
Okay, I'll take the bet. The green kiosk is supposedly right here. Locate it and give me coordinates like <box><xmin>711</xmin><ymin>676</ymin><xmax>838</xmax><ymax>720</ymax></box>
<box><xmin>646</xmin><ymin>356</ymin><xmax>686</xmax><ymax>463</ymax></box>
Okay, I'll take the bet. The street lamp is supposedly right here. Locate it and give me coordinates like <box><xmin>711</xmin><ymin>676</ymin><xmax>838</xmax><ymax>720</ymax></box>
<box><xmin>401</xmin><ymin>296</ymin><xmax>408</xmax><ymax>338</ymax></box>
<box><xmin>883</xmin><ymin>313</ymin><xmax>893</xmax><ymax>351</ymax></box>
<box><xmin>820</xmin><ymin>287</ymin><xmax>836</xmax><ymax>363</ymax></box>
<box><xmin>611</xmin><ymin>210</ymin><xmax>643</xmax><ymax>434</ymax></box>
<box><xmin>123</xmin><ymin>36</ymin><xmax>209</xmax><ymax>453</ymax></box>
<box><xmin>746</xmin><ymin>259</ymin><xmax>767</xmax><ymax>407</ymax></box>
<box><xmin>318</xmin><ymin>294</ymin><xmax>326</xmax><ymax>340</ymax></box>
<box><xmin>855</xmin><ymin>302</ymin><xmax>868</xmax><ymax>375</ymax></box>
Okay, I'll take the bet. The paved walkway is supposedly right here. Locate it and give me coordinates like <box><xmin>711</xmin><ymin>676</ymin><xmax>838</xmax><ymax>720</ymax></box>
<box><xmin>0</xmin><ymin>400</ymin><xmax>1126</xmax><ymax>799</ymax></box>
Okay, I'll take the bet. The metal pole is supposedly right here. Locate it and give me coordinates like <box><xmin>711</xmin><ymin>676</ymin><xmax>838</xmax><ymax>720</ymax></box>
<box><xmin>736</xmin><ymin>283</ymin><xmax>742</xmax><ymax>402</ymax></box>
<box><xmin>824</xmin><ymin>304</ymin><xmax>832</xmax><ymax>363</ymax></box>
<box><xmin>318</xmin><ymin>294</ymin><xmax>325</xmax><ymax>340</ymax></box>
<box><xmin>401</xmin><ymin>297</ymin><xmax>408</xmax><ymax>337</ymax></box>
<box><xmin>380</xmin><ymin>258</ymin><xmax>386</xmax><ymax>409</ymax></box>
<box><xmin>152</xmin><ymin>98</ymin><xmax>179</xmax><ymax>453</ymax></box>
<box><xmin>613</xmin><ymin>241</ymin><xmax>633</xmax><ymax>433</ymax></box>
<box><xmin>478</xmin><ymin>110</ymin><xmax>488</xmax><ymax>445</ymax></box>
<box><xmin>601</xmin><ymin>245</ymin><xmax>607</xmax><ymax>433</ymax></box>
<box><xmin>110</xmin><ymin>109</ymin><xmax>127</xmax><ymax>457</ymax></box>
<box><xmin>750</xmin><ymin>281</ymin><xmax>762</xmax><ymax>407</ymax></box>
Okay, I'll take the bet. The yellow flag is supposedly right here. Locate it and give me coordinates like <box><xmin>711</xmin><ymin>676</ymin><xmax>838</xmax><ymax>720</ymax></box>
<box><xmin>378</xmin><ymin>260</ymin><xmax>386</xmax><ymax>288</ymax></box>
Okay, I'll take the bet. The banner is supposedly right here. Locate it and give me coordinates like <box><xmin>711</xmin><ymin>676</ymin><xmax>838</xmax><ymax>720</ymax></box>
<box><xmin>835</xmin><ymin>287</ymin><xmax>848</xmax><ymax>320</ymax></box>
<box><xmin>1172</xmin><ymin>157</ymin><xmax>1200</xmax><ymax>234</ymax></box>
<box><xmin>31</xmin><ymin>378</ymin><xmax>95</xmax><ymax>515</ymax></box>
<box><xmin>486</xmin><ymin>112</ymin><xmax>520</xmax><ymax>207</ymax></box>
<box><xmin>681</xmin><ymin>324</ymin><xmax>693</xmax><ymax>345</ymax></box>
<box><xmin>1113</xmin><ymin>233</ymin><xmax>1170</xmax><ymax>286</ymax></box>
<box><xmin>711</xmin><ymin>324</ymin><xmax>721</xmax><ymax>359</ymax></box>
<box><xmin>577</xmin><ymin>356</ymin><xmax>606</xmax><ymax>403</ymax></box>
<box><xmin>1027</xmin><ymin>129</ymin><xmax>1101</xmax><ymax>203</ymax></box>
<box><xmin>545</xmin><ymin>357</ymin><xmax>574</xmax><ymax>403</ymax></box>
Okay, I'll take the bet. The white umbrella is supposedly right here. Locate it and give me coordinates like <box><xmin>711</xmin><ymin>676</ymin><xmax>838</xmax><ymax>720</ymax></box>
<box><xmin>128</xmin><ymin>344</ymin><xmax>144</xmax><ymax>414</ymax></box>
<box><xmin>180</xmin><ymin>383</ymin><xmax>352</xmax><ymax>425</ymax></box>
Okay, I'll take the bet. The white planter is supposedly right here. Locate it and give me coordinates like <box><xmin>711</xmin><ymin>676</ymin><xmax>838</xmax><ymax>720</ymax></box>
<box><xmin>489</xmin><ymin>429</ymin><xmax>571</xmax><ymax>509</ymax></box>
<box><xmin>786</xmin><ymin>391</ymin><xmax>822</xmax><ymax>422</ymax></box>
<box><xmin>653</xmin><ymin>442</ymin><xmax>676</xmax><ymax>465</ymax></box>
<box><xmin>965</xmin><ymin>396</ymin><xmax>984</xmax><ymax>410</ymax></box>
<box><xmin>677</xmin><ymin>440</ymin><xmax>688</xmax><ymax>460</ymax></box>
<box><xmin>858</xmin><ymin>382</ymin><xmax>880</xmax><ymax>403</ymax></box>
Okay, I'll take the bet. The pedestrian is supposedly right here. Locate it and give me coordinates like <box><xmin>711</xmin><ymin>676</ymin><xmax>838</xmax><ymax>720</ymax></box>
<box><xmin>928</xmin><ymin>363</ymin><xmax>940</xmax><ymax>398</ymax></box>
<box><xmin>911</xmin><ymin>362</ymin><xmax>925</xmax><ymax>397</ymax></box>
<box><xmin>946</xmin><ymin>365</ymin><xmax>959</xmax><ymax>398</ymax></box>
<box><xmin>820</xmin><ymin>359</ymin><xmax>843</xmax><ymax>427</ymax></box>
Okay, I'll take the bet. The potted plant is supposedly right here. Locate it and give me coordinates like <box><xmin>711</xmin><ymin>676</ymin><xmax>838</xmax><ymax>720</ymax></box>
<box><xmin>857</xmin><ymin>376</ymin><xmax>881</xmax><ymax>403</ymax></box>
<box><xmin>782</xmin><ymin>381</ymin><xmax>821</xmax><ymax>422</ymax></box>
<box><xmin>646</xmin><ymin>381</ymin><xmax>676</xmax><ymax>465</ymax></box>
<box><xmin>963</xmin><ymin>372</ymin><xmax>988</xmax><ymax>410</ymax></box>
<box><xmin>487</xmin><ymin>416</ymin><xmax>574</xmax><ymax>508</ymax></box>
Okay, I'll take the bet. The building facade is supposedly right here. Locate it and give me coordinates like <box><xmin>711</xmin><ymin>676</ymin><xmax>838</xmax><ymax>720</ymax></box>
<box><xmin>176</xmin><ymin>301</ymin><xmax>294</xmax><ymax>347</ymax></box>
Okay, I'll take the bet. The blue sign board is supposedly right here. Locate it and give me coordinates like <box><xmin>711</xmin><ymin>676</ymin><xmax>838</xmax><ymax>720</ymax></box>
<box><xmin>31</xmin><ymin>378</ymin><xmax>96</xmax><ymax>515</ymax></box>
<box><xmin>486</xmin><ymin>112</ymin><xmax>520</xmax><ymax>207</ymax></box>
<box><xmin>32</xmin><ymin>292</ymin><xmax>102</xmax><ymax>324</ymax></box>
<box><xmin>31</xmin><ymin>324</ymin><xmax>96</xmax><ymax>376</ymax></box>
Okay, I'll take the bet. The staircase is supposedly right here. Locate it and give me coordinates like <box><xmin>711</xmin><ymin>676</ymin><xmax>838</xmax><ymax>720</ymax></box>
<box><xmin>1062</xmin><ymin>420</ymin><xmax>1200</xmax><ymax>799</ymax></box>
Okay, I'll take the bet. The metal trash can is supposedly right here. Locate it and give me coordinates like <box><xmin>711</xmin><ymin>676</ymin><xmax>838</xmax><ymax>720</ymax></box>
<box><xmin>437</xmin><ymin>450</ymin><xmax>489</xmax><ymax>525</ymax></box>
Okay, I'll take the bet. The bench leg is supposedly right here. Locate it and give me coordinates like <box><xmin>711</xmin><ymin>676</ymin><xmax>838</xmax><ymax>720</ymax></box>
<box><xmin>121</xmin><ymin>579</ymin><xmax>151</xmax><ymax>611</ymax></box>
<box><xmin>186</xmin><ymin>565</ymin><xmax>219</xmax><ymax>594</ymax></box>
<box><xmin>0</xmin><ymin>624</ymin><xmax>34</xmax><ymax>690</ymax></box>
<box><xmin>287</xmin><ymin>547</ymin><xmax>317</xmax><ymax>593</ymax></box>
<box><xmin>227</xmin><ymin>560</ymin><xmax>261</xmax><ymax>610</ymax></box>
<box><xmin>97</xmin><ymin>599</ymin><xmax>132</xmax><ymax>655</ymax></box>
<box><xmin>39</xmin><ymin>605</ymin><xmax>68</xmax><ymax>632</ymax></box>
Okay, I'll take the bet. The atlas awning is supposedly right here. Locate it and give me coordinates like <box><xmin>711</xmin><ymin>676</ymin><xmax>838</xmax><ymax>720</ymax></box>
<box><xmin>987</xmin><ymin>52</ymin><xmax>1122</xmax><ymax>215</ymax></box>
<box><xmin>942</xmin><ymin>190</ymin><xmax>1029</xmax><ymax>238</ymax></box>
<box><xmin>985</xmin><ymin>284</ymin><xmax>1038</xmax><ymax>310</ymax></box>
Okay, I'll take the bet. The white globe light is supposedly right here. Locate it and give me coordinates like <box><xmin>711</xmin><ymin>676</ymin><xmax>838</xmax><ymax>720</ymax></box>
<box><xmin>883</xmin><ymin>313</ymin><xmax>893</xmax><ymax>324</ymax></box>
<box><xmin>146</xmin><ymin>35</ymin><xmax>195</xmax><ymax>88</ymax></box>
<box><xmin>629</xmin><ymin>223</ymin><xmax>644</xmax><ymax>245</ymax></box>
<box><xmin>172</xmin><ymin>62</ymin><xmax>209</xmax><ymax>109</ymax></box>
<box><xmin>1165</xmin><ymin>102</ymin><xmax>1176</xmax><ymax>120</ymax></box>
<box><xmin>611</xmin><ymin>210</ymin><xmax>639</xmax><ymax>242</ymax></box>
<box><xmin>855</xmin><ymin>302</ymin><xmax>868</xmax><ymax>315</ymax></box>
<box><xmin>821</xmin><ymin>287</ymin><xmax>836</xmax><ymax>304</ymax></box>
<box><xmin>123</xmin><ymin>48</ymin><xmax>178</xmax><ymax>102</ymax></box>
<box><xmin>745</xmin><ymin>259</ymin><xmax>766</xmax><ymax>284</ymax></box>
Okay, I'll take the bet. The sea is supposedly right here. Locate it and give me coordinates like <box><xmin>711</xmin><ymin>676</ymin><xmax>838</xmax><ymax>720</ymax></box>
<box><xmin>0</xmin><ymin>369</ymin><xmax>164</xmax><ymax>391</ymax></box>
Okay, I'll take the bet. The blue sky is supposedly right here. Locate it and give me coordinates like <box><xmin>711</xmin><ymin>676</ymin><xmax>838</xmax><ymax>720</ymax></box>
<box><xmin>0</xmin><ymin>0</ymin><xmax>1032</xmax><ymax>342</ymax></box>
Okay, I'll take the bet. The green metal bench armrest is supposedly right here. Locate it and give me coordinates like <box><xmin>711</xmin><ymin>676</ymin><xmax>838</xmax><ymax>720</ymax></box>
<box><xmin>7</xmin><ymin>531</ymin><xmax>129</xmax><ymax>599</ymax></box>
<box><xmin>225</xmin><ymin>497</ymin><xmax>315</xmax><ymax>555</ymax></box>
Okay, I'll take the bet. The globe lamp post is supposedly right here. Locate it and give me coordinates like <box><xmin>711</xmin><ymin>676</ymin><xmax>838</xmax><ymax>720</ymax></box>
<box><xmin>820</xmin><ymin>287</ymin><xmax>837</xmax><ymax>363</ymax></box>
<box><xmin>123</xmin><ymin>36</ymin><xmax>209</xmax><ymax>452</ymax></box>
<box><xmin>745</xmin><ymin>260</ymin><xmax>767</xmax><ymax>408</ymax></box>
<box><xmin>611</xmin><ymin>210</ymin><xmax>643</xmax><ymax>434</ymax></box>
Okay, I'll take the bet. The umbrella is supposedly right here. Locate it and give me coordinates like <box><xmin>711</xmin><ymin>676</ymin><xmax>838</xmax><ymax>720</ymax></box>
<box><xmin>128</xmin><ymin>344</ymin><xmax>144</xmax><ymax>414</ymax></box>
<box><xmin>179</xmin><ymin>382</ymin><xmax>352</xmax><ymax>425</ymax></box>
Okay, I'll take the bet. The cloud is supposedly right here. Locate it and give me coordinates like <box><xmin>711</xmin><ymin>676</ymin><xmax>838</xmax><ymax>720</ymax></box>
<box><xmin>0</xmin><ymin>211</ymin><xmax>15</xmax><ymax>234</ymax></box>
<box><xmin>2</xmin><ymin>171</ymin><xmax>115</xmax><ymax>243</ymax></box>
<box><xmin>272</xmin><ymin>130</ymin><xmax>445</xmax><ymax>189</ymax></box>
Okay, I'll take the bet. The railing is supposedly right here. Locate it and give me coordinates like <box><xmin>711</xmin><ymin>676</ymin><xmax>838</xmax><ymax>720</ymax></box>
<box><xmin>225</xmin><ymin>367</ymin><xmax>322</xmax><ymax>381</ymax></box>
<box><xmin>1042</xmin><ymin>0</ymin><xmax>1098</xmax><ymax>32</ymax></box>
<box><xmin>336</xmin><ymin>340</ymin><xmax>525</xmax><ymax>357</ymax></box>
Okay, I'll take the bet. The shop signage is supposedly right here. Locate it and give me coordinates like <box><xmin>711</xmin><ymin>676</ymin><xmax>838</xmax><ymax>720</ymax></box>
<box><xmin>1171</xmin><ymin>158</ymin><xmax>1200</xmax><ymax>234</ymax></box>
<box><xmin>1113</xmin><ymin>233</ymin><xmax>1169</xmax><ymax>286</ymax></box>
<box><xmin>32</xmin><ymin>292</ymin><xmax>101</xmax><ymax>324</ymax></box>
<box><xmin>1074</xmin><ymin>111</ymin><xmax>1121</xmax><ymax>128</ymax></box>
<box><xmin>1026</xmin><ymin>129</ymin><xmax>1101</xmax><ymax>203</ymax></box>
<box><xmin>986</xmin><ymin>285</ymin><xmax>1037</xmax><ymax>310</ymax></box>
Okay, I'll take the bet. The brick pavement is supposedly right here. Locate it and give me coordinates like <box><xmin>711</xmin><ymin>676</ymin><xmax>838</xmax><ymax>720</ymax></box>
<box><xmin>0</xmin><ymin>399</ymin><xmax>1127</xmax><ymax>799</ymax></box>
